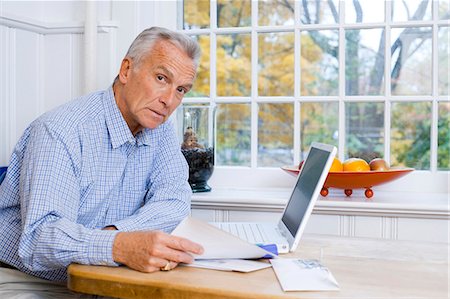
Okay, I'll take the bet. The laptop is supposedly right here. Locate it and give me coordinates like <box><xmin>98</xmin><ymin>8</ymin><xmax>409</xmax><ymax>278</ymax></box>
<box><xmin>212</xmin><ymin>142</ymin><xmax>337</xmax><ymax>254</ymax></box>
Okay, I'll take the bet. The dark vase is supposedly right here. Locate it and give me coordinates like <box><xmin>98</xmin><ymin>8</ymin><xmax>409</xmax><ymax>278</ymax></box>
<box><xmin>178</xmin><ymin>105</ymin><xmax>215</xmax><ymax>193</ymax></box>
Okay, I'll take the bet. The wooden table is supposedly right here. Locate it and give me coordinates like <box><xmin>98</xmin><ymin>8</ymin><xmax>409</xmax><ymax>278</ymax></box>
<box><xmin>68</xmin><ymin>235</ymin><xmax>448</xmax><ymax>299</ymax></box>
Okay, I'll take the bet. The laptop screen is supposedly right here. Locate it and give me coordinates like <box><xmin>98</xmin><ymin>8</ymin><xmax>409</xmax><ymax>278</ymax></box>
<box><xmin>281</xmin><ymin>147</ymin><xmax>330</xmax><ymax>236</ymax></box>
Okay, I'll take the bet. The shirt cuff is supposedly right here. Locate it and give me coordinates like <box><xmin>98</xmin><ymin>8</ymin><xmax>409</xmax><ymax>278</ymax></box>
<box><xmin>110</xmin><ymin>218</ymin><xmax>140</xmax><ymax>232</ymax></box>
<box><xmin>87</xmin><ymin>229</ymin><xmax>120</xmax><ymax>266</ymax></box>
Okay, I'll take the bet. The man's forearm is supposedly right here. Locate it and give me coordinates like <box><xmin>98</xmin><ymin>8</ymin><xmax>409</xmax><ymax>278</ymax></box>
<box><xmin>19</xmin><ymin>218</ymin><xmax>119</xmax><ymax>272</ymax></box>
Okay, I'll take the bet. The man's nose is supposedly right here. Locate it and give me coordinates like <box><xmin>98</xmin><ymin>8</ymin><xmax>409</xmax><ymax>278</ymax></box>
<box><xmin>160</xmin><ymin>88</ymin><xmax>176</xmax><ymax>107</ymax></box>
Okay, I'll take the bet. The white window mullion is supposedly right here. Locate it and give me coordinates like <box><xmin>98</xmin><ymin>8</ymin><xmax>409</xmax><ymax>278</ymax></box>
<box><xmin>210</xmin><ymin>1</ymin><xmax>217</xmax><ymax>101</ymax></box>
<box><xmin>338</xmin><ymin>0</ymin><xmax>346</xmax><ymax>160</ymax></box>
<box><xmin>430</xmin><ymin>0</ymin><xmax>439</xmax><ymax>172</ymax></box>
<box><xmin>384</xmin><ymin>0</ymin><xmax>392</xmax><ymax>163</ymax></box>
<box><xmin>251</xmin><ymin>0</ymin><xmax>258</xmax><ymax>168</ymax></box>
<box><xmin>294</xmin><ymin>0</ymin><xmax>301</xmax><ymax>165</ymax></box>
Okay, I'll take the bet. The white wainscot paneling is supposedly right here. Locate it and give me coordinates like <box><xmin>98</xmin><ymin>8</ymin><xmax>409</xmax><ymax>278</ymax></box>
<box><xmin>191</xmin><ymin>209</ymin><xmax>216</xmax><ymax>222</ymax></box>
<box><xmin>0</xmin><ymin>25</ymin><xmax>11</xmax><ymax>165</ymax></box>
<box><xmin>15</xmin><ymin>29</ymin><xmax>41</xmax><ymax>138</ymax></box>
<box><xmin>44</xmin><ymin>34</ymin><xmax>75</xmax><ymax>111</ymax></box>
<box><xmin>304</xmin><ymin>214</ymin><xmax>340</xmax><ymax>235</ymax></box>
<box><xmin>354</xmin><ymin>216</ymin><xmax>384</xmax><ymax>238</ymax></box>
<box><xmin>397</xmin><ymin>218</ymin><xmax>449</xmax><ymax>243</ymax></box>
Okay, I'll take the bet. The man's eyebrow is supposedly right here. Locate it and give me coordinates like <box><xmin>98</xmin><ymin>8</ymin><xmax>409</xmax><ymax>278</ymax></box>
<box><xmin>183</xmin><ymin>83</ymin><xmax>193</xmax><ymax>90</ymax></box>
<box><xmin>156</xmin><ymin>65</ymin><xmax>193</xmax><ymax>89</ymax></box>
<box><xmin>156</xmin><ymin>66</ymin><xmax>174</xmax><ymax>78</ymax></box>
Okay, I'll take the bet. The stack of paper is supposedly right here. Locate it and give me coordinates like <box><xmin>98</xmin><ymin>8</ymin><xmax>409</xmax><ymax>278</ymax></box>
<box><xmin>171</xmin><ymin>217</ymin><xmax>275</xmax><ymax>272</ymax></box>
<box><xmin>182</xmin><ymin>259</ymin><xmax>271</xmax><ymax>273</ymax></box>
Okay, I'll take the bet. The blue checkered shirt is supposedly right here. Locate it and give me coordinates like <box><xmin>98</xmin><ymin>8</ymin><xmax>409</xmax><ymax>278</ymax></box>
<box><xmin>0</xmin><ymin>86</ymin><xmax>191</xmax><ymax>281</ymax></box>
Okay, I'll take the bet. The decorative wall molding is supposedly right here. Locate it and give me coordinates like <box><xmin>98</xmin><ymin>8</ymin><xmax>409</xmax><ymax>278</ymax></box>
<box><xmin>0</xmin><ymin>13</ymin><xmax>117</xmax><ymax>34</ymax></box>
<box><xmin>192</xmin><ymin>199</ymin><xmax>450</xmax><ymax>220</ymax></box>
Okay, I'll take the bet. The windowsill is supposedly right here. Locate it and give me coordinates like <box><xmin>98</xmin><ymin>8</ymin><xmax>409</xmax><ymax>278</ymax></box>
<box><xmin>192</xmin><ymin>188</ymin><xmax>449</xmax><ymax>219</ymax></box>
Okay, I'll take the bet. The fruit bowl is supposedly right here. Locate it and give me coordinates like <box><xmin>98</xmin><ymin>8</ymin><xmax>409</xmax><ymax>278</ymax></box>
<box><xmin>281</xmin><ymin>166</ymin><xmax>414</xmax><ymax>198</ymax></box>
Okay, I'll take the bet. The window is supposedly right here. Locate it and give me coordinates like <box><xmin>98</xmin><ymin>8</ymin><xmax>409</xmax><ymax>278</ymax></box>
<box><xmin>179</xmin><ymin>0</ymin><xmax>449</xmax><ymax>192</ymax></box>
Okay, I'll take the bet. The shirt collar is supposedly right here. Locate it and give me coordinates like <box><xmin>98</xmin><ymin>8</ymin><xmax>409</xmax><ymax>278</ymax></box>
<box><xmin>103</xmin><ymin>86</ymin><xmax>153</xmax><ymax>148</ymax></box>
<box><xmin>103</xmin><ymin>86</ymin><xmax>135</xmax><ymax>149</ymax></box>
<box><xmin>135</xmin><ymin>128</ymin><xmax>153</xmax><ymax>146</ymax></box>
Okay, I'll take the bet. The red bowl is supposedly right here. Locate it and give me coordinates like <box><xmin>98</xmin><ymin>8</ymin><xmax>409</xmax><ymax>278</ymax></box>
<box><xmin>281</xmin><ymin>165</ymin><xmax>414</xmax><ymax>198</ymax></box>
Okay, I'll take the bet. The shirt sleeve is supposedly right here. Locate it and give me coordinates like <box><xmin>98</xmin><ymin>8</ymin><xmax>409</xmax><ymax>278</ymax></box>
<box><xmin>111</xmin><ymin>122</ymin><xmax>192</xmax><ymax>233</ymax></box>
<box><xmin>18</xmin><ymin>121</ymin><xmax>119</xmax><ymax>272</ymax></box>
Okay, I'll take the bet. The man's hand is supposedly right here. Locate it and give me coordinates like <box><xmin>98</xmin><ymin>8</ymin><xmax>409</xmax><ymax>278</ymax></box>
<box><xmin>112</xmin><ymin>231</ymin><xmax>204</xmax><ymax>272</ymax></box>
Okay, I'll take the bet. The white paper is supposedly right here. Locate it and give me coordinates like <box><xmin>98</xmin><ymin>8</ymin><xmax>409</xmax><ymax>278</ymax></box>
<box><xmin>171</xmin><ymin>217</ymin><xmax>276</xmax><ymax>260</ymax></box>
<box><xmin>182</xmin><ymin>259</ymin><xmax>272</xmax><ymax>272</ymax></box>
<box><xmin>270</xmin><ymin>259</ymin><xmax>339</xmax><ymax>291</ymax></box>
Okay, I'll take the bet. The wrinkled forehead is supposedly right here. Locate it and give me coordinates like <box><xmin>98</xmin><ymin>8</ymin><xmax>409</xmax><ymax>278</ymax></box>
<box><xmin>138</xmin><ymin>40</ymin><xmax>196</xmax><ymax>76</ymax></box>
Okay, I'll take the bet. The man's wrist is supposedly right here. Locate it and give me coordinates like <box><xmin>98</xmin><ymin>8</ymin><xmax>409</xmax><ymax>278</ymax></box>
<box><xmin>112</xmin><ymin>232</ymin><xmax>127</xmax><ymax>265</ymax></box>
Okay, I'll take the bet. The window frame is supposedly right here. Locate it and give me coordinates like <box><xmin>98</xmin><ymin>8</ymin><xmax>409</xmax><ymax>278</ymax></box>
<box><xmin>177</xmin><ymin>0</ymin><xmax>449</xmax><ymax>194</ymax></box>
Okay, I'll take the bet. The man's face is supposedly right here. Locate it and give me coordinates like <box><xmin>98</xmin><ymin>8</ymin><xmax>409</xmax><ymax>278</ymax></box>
<box><xmin>116</xmin><ymin>40</ymin><xmax>196</xmax><ymax>134</ymax></box>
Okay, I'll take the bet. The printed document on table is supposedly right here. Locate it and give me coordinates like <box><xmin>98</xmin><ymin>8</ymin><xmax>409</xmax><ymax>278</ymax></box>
<box><xmin>182</xmin><ymin>259</ymin><xmax>271</xmax><ymax>272</ymax></box>
<box><xmin>172</xmin><ymin>217</ymin><xmax>276</xmax><ymax>260</ymax></box>
<box><xmin>270</xmin><ymin>259</ymin><xmax>339</xmax><ymax>291</ymax></box>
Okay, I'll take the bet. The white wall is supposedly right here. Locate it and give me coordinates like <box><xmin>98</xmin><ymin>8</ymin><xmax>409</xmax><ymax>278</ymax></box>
<box><xmin>0</xmin><ymin>0</ymin><xmax>177</xmax><ymax>166</ymax></box>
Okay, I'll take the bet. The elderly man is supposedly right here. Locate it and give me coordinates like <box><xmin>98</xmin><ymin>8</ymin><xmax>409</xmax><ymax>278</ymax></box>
<box><xmin>0</xmin><ymin>27</ymin><xmax>203</xmax><ymax>298</ymax></box>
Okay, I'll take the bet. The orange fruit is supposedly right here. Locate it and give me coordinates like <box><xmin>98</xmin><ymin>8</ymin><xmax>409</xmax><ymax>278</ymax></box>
<box><xmin>329</xmin><ymin>158</ymin><xmax>343</xmax><ymax>172</ymax></box>
<box><xmin>343</xmin><ymin>158</ymin><xmax>370</xmax><ymax>172</ymax></box>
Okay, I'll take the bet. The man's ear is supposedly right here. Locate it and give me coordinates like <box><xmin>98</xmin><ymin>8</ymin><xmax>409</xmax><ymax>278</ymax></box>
<box><xmin>118</xmin><ymin>58</ymin><xmax>132</xmax><ymax>84</ymax></box>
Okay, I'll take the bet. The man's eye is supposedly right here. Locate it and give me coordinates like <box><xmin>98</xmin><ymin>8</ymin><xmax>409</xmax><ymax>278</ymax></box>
<box><xmin>177</xmin><ymin>87</ymin><xmax>187</xmax><ymax>94</ymax></box>
<box><xmin>157</xmin><ymin>75</ymin><xmax>164</xmax><ymax>81</ymax></box>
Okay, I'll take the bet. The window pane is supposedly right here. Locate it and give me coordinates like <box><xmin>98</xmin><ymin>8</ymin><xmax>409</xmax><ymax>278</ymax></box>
<box><xmin>217</xmin><ymin>0</ymin><xmax>251</xmax><ymax>28</ymax></box>
<box><xmin>300</xmin><ymin>102</ymin><xmax>339</xmax><ymax>160</ymax></box>
<box><xmin>438</xmin><ymin>102</ymin><xmax>450</xmax><ymax>170</ymax></box>
<box><xmin>258</xmin><ymin>32</ymin><xmax>294</xmax><ymax>96</ymax></box>
<box><xmin>439</xmin><ymin>0</ymin><xmax>450</xmax><ymax>19</ymax></box>
<box><xmin>301</xmin><ymin>30</ymin><xmax>339</xmax><ymax>96</ymax></box>
<box><xmin>345</xmin><ymin>102</ymin><xmax>384</xmax><ymax>161</ymax></box>
<box><xmin>392</xmin><ymin>0</ymin><xmax>431</xmax><ymax>22</ymax></box>
<box><xmin>300</xmin><ymin>0</ymin><xmax>339</xmax><ymax>24</ymax></box>
<box><xmin>183</xmin><ymin>0</ymin><xmax>210</xmax><ymax>29</ymax></box>
<box><xmin>259</xmin><ymin>0</ymin><xmax>294</xmax><ymax>26</ymax></box>
<box><xmin>438</xmin><ymin>26</ymin><xmax>449</xmax><ymax>95</ymax></box>
<box><xmin>391</xmin><ymin>102</ymin><xmax>431</xmax><ymax>170</ymax></box>
<box><xmin>258</xmin><ymin>103</ymin><xmax>294</xmax><ymax>167</ymax></box>
<box><xmin>187</xmin><ymin>35</ymin><xmax>210</xmax><ymax>97</ymax></box>
<box><xmin>216</xmin><ymin>103</ymin><xmax>251</xmax><ymax>166</ymax></box>
<box><xmin>345</xmin><ymin>0</ymin><xmax>384</xmax><ymax>23</ymax></box>
<box><xmin>217</xmin><ymin>34</ymin><xmax>251</xmax><ymax>96</ymax></box>
<box><xmin>345</xmin><ymin>28</ymin><xmax>385</xmax><ymax>95</ymax></box>
<box><xmin>391</xmin><ymin>27</ymin><xmax>432</xmax><ymax>95</ymax></box>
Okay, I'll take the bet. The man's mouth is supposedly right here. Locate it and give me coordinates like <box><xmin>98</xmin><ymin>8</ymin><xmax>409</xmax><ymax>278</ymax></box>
<box><xmin>149</xmin><ymin>109</ymin><xmax>166</xmax><ymax>119</ymax></box>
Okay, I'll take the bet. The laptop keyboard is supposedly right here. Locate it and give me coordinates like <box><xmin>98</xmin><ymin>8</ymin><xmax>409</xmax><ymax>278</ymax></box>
<box><xmin>215</xmin><ymin>223</ymin><xmax>269</xmax><ymax>244</ymax></box>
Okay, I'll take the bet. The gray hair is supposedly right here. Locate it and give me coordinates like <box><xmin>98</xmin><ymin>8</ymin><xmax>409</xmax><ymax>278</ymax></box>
<box><xmin>125</xmin><ymin>26</ymin><xmax>201</xmax><ymax>68</ymax></box>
